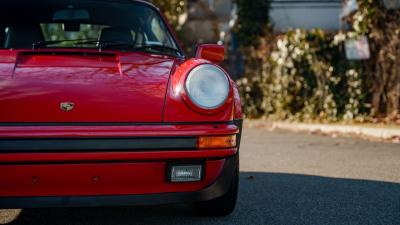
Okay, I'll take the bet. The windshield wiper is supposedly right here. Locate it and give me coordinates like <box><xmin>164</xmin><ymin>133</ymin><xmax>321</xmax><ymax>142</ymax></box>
<box><xmin>73</xmin><ymin>40</ymin><xmax>136</xmax><ymax>51</ymax></box>
<box><xmin>134</xmin><ymin>44</ymin><xmax>181</xmax><ymax>56</ymax></box>
<box><xmin>90</xmin><ymin>41</ymin><xmax>181</xmax><ymax>56</ymax></box>
<box><xmin>33</xmin><ymin>39</ymin><xmax>182</xmax><ymax>56</ymax></box>
<box><xmin>32</xmin><ymin>38</ymin><xmax>97</xmax><ymax>50</ymax></box>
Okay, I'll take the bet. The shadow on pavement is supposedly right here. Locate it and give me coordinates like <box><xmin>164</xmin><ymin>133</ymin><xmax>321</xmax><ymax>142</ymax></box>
<box><xmin>4</xmin><ymin>172</ymin><xmax>400</xmax><ymax>225</ymax></box>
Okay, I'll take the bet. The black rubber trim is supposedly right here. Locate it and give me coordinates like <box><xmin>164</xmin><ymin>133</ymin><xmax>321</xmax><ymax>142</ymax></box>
<box><xmin>0</xmin><ymin>137</ymin><xmax>197</xmax><ymax>153</ymax></box>
<box><xmin>234</xmin><ymin>119</ymin><xmax>243</xmax><ymax>149</ymax></box>
<box><xmin>0</xmin><ymin>121</ymin><xmax>236</xmax><ymax>127</ymax></box>
<box><xmin>0</xmin><ymin>156</ymin><xmax>237</xmax><ymax>209</ymax></box>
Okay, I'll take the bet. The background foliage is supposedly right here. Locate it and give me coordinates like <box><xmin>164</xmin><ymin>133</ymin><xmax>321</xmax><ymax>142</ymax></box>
<box><xmin>149</xmin><ymin>0</ymin><xmax>187</xmax><ymax>32</ymax></box>
<box><xmin>350</xmin><ymin>0</ymin><xmax>400</xmax><ymax>118</ymax></box>
<box><xmin>237</xmin><ymin>29</ymin><xmax>368</xmax><ymax>122</ymax></box>
<box><xmin>232</xmin><ymin>0</ymin><xmax>271</xmax><ymax>47</ymax></box>
<box><xmin>236</xmin><ymin>0</ymin><xmax>400</xmax><ymax>122</ymax></box>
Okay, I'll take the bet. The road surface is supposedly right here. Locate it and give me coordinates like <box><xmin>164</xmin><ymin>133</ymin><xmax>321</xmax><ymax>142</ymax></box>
<box><xmin>1</xmin><ymin>128</ymin><xmax>399</xmax><ymax>225</ymax></box>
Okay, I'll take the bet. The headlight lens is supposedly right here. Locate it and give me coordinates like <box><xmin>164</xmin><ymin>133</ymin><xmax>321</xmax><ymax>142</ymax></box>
<box><xmin>185</xmin><ymin>64</ymin><xmax>230</xmax><ymax>109</ymax></box>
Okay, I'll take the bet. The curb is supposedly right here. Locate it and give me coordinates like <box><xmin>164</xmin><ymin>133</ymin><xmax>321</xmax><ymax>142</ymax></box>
<box><xmin>244</xmin><ymin>120</ymin><xmax>400</xmax><ymax>143</ymax></box>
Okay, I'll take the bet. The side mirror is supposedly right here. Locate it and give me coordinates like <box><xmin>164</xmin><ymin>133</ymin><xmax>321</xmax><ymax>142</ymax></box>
<box><xmin>195</xmin><ymin>44</ymin><xmax>225</xmax><ymax>64</ymax></box>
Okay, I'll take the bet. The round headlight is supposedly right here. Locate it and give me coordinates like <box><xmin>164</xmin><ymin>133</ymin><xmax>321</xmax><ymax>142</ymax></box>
<box><xmin>185</xmin><ymin>64</ymin><xmax>230</xmax><ymax>109</ymax></box>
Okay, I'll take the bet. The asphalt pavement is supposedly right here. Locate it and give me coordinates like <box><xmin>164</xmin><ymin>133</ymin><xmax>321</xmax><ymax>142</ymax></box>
<box><xmin>1</xmin><ymin>128</ymin><xmax>399</xmax><ymax>225</ymax></box>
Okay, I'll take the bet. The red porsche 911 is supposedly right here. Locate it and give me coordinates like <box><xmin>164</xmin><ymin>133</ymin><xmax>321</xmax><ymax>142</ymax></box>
<box><xmin>0</xmin><ymin>0</ymin><xmax>242</xmax><ymax>216</ymax></box>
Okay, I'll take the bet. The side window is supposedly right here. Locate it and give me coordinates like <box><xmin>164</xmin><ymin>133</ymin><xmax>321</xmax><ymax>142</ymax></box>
<box><xmin>142</xmin><ymin>15</ymin><xmax>175</xmax><ymax>47</ymax></box>
<box><xmin>150</xmin><ymin>17</ymin><xmax>166</xmax><ymax>44</ymax></box>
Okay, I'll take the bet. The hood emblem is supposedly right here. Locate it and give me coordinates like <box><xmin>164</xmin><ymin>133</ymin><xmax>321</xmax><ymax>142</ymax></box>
<box><xmin>60</xmin><ymin>102</ymin><xmax>75</xmax><ymax>112</ymax></box>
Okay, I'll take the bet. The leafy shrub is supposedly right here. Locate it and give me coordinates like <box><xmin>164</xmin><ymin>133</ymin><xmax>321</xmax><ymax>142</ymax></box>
<box><xmin>348</xmin><ymin>0</ymin><xmax>400</xmax><ymax>117</ymax></box>
<box><xmin>235</xmin><ymin>0</ymin><xmax>400</xmax><ymax>122</ymax></box>
<box><xmin>237</xmin><ymin>29</ymin><xmax>369</xmax><ymax>122</ymax></box>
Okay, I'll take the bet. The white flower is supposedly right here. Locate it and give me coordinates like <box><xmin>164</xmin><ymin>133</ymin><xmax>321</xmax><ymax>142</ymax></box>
<box><xmin>333</xmin><ymin>33</ymin><xmax>346</xmax><ymax>45</ymax></box>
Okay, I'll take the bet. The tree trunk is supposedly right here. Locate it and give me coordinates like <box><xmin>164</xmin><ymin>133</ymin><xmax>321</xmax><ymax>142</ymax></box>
<box><xmin>371</xmin><ymin>52</ymin><xmax>386</xmax><ymax>116</ymax></box>
<box><xmin>387</xmin><ymin>82</ymin><xmax>400</xmax><ymax>117</ymax></box>
<box><xmin>386</xmin><ymin>54</ymin><xmax>400</xmax><ymax>118</ymax></box>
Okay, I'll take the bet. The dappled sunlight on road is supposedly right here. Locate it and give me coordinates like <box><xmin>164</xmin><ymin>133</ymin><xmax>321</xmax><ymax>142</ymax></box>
<box><xmin>0</xmin><ymin>209</ymin><xmax>21</xmax><ymax>225</ymax></box>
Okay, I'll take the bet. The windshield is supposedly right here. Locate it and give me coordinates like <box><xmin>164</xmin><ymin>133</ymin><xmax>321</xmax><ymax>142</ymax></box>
<box><xmin>0</xmin><ymin>0</ymin><xmax>181</xmax><ymax>56</ymax></box>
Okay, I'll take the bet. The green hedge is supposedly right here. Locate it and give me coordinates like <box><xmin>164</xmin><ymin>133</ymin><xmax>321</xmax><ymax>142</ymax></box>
<box><xmin>237</xmin><ymin>29</ymin><xmax>369</xmax><ymax>122</ymax></box>
<box><xmin>235</xmin><ymin>0</ymin><xmax>400</xmax><ymax>122</ymax></box>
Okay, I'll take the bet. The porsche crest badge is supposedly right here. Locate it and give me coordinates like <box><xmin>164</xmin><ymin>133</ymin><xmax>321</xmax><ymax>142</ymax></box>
<box><xmin>60</xmin><ymin>102</ymin><xmax>75</xmax><ymax>112</ymax></box>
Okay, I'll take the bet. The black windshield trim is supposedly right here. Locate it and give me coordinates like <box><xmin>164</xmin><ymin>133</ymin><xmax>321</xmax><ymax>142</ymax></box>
<box><xmin>96</xmin><ymin>0</ymin><xmax>185</xmax><ymax>57</ymax></box>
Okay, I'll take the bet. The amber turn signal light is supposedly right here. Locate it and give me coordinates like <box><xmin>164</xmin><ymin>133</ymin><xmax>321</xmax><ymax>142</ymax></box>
<box><xmin>198</xmin><ymin>135</ymin><xmax>237</xmax><ymax>149</ymax></box>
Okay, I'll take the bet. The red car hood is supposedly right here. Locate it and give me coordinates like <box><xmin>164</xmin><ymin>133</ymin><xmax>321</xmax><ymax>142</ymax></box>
<box><xmin>0</xmin><ymin>50</ymin><xmax>177</xmax><ymax>123</ymax></box>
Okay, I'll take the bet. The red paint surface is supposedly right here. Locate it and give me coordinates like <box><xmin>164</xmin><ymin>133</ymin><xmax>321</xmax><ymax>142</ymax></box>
<box><xmin>0</xmin><ymin>149</ymin><xmax>237</xmax><ymax>164</ymax></box>
<box><xmin>0</xmin><ymin>50</ymin><xmax>176</xmax><ymax>122</ymax></box>
<box><xmin>0</xmin><ymin>123</ymin><xmax>239</xmax><ymax>138</ymax></box>
<box><xmin>0</xmin><ymin>49</ymin><xmax>242</xmax><ymax>123</ymax></box>
<box><xmin>195</xmin><ymin>44</ymin><xmax>225</xmax><ymax>64</ymax></box>
<box><xmin>232</xmin><ymin>82</ymin><xmax>243</xmax><ymax>119</ymax></box>
<box><xmin>0</xmin><ymin>160</ymin><xmax>225</xmax><ymax>197</ymax></box>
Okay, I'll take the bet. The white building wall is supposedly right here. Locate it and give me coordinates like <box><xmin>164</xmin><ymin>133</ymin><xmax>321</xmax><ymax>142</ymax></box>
<box><xmin>270</xmin><ymin>1</ymin><xmax>342</xmax><ymax>32</ymax></box>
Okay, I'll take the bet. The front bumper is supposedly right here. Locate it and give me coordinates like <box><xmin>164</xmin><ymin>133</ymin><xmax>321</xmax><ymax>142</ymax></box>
<box><xmin>0</xmin><ymin>121</ymin><xmax>241</xmax><ymax>208</ymax></box>
<box><xmin>0</xmin><ymin>156</ymin><xmax>238</xmax><ymax>209</ymax></box>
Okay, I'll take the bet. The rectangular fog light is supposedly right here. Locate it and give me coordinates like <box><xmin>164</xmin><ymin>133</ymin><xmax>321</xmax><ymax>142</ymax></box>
<box><xmin>169</xmin><ymin>165</ymin><xmax>202</xmax><ymax>182</ymax></box>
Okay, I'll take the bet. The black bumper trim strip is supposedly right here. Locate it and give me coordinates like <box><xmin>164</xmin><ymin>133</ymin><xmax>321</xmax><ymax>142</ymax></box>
<box><xmin>0</xmin><ymin>137</ymin><xmax>197</xmax><ymax>153</ymax></box>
